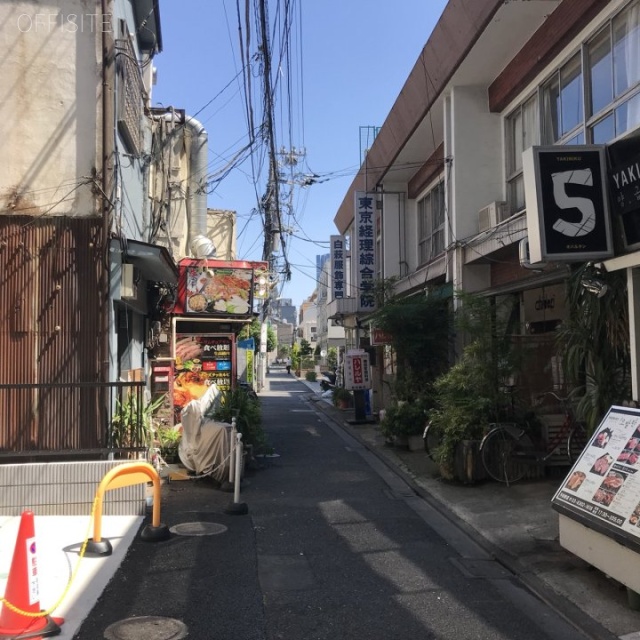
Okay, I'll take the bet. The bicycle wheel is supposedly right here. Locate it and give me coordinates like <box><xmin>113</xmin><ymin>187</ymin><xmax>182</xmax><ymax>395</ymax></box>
<box><xmin>480</xmin><ymin>425</ymin><xmax>529</xmax><ymax>484</ymax></box>
<box><xmin>568</xmin><ymin>422</ymin><xmax>588</xmax><ymax>465</ymax></box>
<box><xmin>423</xmin><ymin>420</ymin><xmax>442</xmax><ymax>462</ymax></box>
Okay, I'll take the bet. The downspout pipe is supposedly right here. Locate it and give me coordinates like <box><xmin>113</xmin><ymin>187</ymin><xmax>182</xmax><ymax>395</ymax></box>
<box><xmin>151</xmin><ymin>111</ymin><xmax>211</xmax><ymax>256</ymax></box>
<box><xmin>101</xmin><ymin>0</ymin><xmax>115</xmax><ymax>386</ymax></box>
<box><xmin>184</xmin><ymin>115</ymin><xmax>208</xmax><ymax>246</ymax></box>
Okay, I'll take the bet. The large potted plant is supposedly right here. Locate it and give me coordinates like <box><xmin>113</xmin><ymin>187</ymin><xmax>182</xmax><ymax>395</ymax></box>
<box><xmin>332</xmin><ymin>387</ymin><xmax>353</xmax><ymax>409</ymax></box>
<box><xmin>380</xmin><ymin>399</ymin><xmax>429</xmax><ymax>450</ymax></box>
<box><xmin>429</xmin><ymin>344</ymin><xmax>492</xmax><ymax>480</ymax></box>
<box><xmin>110</xmin><ymin>392</ymin><xmax>167</xmax><ymax>457</ymax></box>
<box><xmin>206</xmin><ymin>387</ymin><xmax>268</xmax><ymax>454</ymax></box>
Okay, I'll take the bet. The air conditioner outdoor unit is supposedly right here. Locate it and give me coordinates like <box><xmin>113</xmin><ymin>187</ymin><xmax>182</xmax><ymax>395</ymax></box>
<box><xmin>478</xmin><ymin>201</ymin><xmax>507</xmax><ymax>233</ymax></box>
<box><xmin>121</xmin><ymin>263</ymin><xmax>139</xmax><ymax>299</ymax></box>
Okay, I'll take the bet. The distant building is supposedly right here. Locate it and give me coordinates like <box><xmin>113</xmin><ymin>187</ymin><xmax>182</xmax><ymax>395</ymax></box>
<box><xmin>317</xmin><ymin>260</ymin><xmax>345</xmax><ymax>356</ymax></box>
<box><xmin>272</xmin><ymin>298</ymin><xmax>296</xmax><ymax>325</ymax></box>
<box><xmin>298</xmin><ymin>294</ymin><xmax>317</xmax><ymax>345</ymax></box>
<box><xmin>316</xmin><ymin>253</ymin><xmax>330</xmax><ymax>286</ymax></box>
<box><xmin>270</xmin><ymin>317</ymin><xmax>295</xmax><ymax>355</ymax></box>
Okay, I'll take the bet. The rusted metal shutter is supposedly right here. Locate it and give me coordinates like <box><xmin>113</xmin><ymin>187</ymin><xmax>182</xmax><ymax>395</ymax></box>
<box><xmin>0</xmin><ymin>217</ymin><xmax>105</xmax><ymax>453</ymax></box>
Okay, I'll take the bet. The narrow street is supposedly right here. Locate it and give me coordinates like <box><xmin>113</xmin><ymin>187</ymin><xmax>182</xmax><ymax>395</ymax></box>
<box><xmin>74</xmin><ymin>370</ymin><xmax>592</xmax><ymax>640</ymax></box>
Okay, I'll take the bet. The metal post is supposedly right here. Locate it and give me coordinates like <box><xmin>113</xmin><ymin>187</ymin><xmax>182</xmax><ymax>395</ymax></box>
<box><xmin>233</xmin><ymin>433</ymin><xmax>243</xmax><ymax>503</ymax></box>
<box><xmin>225</xmin><ymin>432</ymin><xmax>248</xmax><ymax>515</ymax></box>
<box><xmin>229</xmin><ymin>417</ymin><xmax>237</xmax><ymax>484</ymax></box>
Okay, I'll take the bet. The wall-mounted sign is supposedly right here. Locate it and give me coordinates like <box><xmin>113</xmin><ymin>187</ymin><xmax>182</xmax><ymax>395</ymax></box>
<box><xmin>523</xmin><ymin>146</ymin><xmax>613</xmax><ymax>263</ymax></box>
<box><xmin>522</xmin><ymin>283</ymin><xmax>566</xmax><ymax>324</ymax></box>
<box><xmin>344</xmin><ymin>352</ymin><xmax>371</xmax><ymax>391</ymax></box>
<box><xmin>608</xmin><ymin>142</ymin><xmax>640</xmax><ymax>249</ymax></box>
<box><xmin>178</xmin><ymin>263</ymin><xmax>253</xmax><ymax>316</ymax></box>
<box><xmin>370</xmin><ymin>326</ymin><xmax>392</xmax><ymax>345</ymax></box>
<box><xmin>330</xmin><ymin>235</ymin><xmax>346</xmax><ymax>301</ymax></box>
<box><xmin>552</xmin><ymin>406</ymin><xmax>640</xmax><ymax>553</ymax></box>
<box><xmin>354</xmin><ymin>192</ymin><xmax>377</xmax><ymax>311</ymax></box>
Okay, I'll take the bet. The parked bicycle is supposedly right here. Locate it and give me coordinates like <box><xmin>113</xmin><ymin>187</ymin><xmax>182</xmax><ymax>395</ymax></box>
<box><xmin>423</xmin><ymin>419</ymin><xmax>441</xmax><ymax>462</ymax></box>
<box><xmin>479</xmin><ymin>390</ymin><xmax>588</xmax><ymax>485</ymax></box>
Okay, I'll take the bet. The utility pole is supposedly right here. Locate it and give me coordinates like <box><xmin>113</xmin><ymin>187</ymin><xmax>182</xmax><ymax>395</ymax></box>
<box><xmin>256</xmin><ymin>0</ymin><xmax>280</xmax><ymax>390</ymax></box>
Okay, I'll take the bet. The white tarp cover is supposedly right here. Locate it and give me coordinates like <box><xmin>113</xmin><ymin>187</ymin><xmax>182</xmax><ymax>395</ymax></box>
<box><xmin>178</xmin><ymin>384</ymin><xmax>231</xmax><ymax>482</ymax></box>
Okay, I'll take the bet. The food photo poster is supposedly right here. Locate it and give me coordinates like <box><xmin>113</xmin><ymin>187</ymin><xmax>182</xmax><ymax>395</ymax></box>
<box><xmin>553</xmin><ymin>406</ymin><xmax>640</xmax><ymax>539</ymax></box>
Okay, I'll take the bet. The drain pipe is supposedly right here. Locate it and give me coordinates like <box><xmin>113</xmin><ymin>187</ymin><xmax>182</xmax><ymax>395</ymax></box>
<box><xmin>184</xmin><ymin>115</ymin><xmax>209</xmax><ymax>250</ymax></box>
<box><xmin>150</xmin><ymin>111</ymin><xmax>211</xmax><ymax>256</ymax></box>
<box><xmin>101</xmin><ymin>0</ymin><xmax>115</xmax><ymax>388</ymax></box>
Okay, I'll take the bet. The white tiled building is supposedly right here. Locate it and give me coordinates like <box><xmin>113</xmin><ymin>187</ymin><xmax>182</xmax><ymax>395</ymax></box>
<box><xmin>330</xmin><ymin>0</ymin><xmax>640</xmax><ymax>403</ymax></box>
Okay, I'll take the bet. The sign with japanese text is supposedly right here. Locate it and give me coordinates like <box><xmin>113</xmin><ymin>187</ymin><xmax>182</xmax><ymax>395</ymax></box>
<box><xmin>354</xmin><ymin>192</ymin><xmax>377</xmax><ymax>311</ymax></box>
<box><xmin>552</xmin><ymin>406</ymin><xmax>640</xmax><ymax>551</ymax></box>
<box><xmin>370</xmin><ymin>326</ymin><xmax>392</xmax><ymax>345</ymax></box>
<box><xmin>523</xmin><ymin>146</ymin><xmax>613</xmax><ymax>263</ymax></box>
<box><xmin>344</xmin><ymin>352</ymin><xmax>371</xmax><ymax>391</ymax></box>
<box><xmin>330</xmin><ymin>235</ymin><xmax>346</xmax><ymax>301</ymax></box>
<box><xmin>609</xmin><ymin>150</ymin><xmax>640</xmax><ymax>217</ymax></box>
<box><xmin>173</xmin><ymin>334</ymin><xmax>234</xmax><ymax>420</ymax></box>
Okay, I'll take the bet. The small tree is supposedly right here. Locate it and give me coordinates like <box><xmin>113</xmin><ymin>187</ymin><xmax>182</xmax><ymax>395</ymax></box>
<box><xmin>300</xmin><ymin>339</ymin><xmax>313</xmax><ymax>357</ymax></box>
<box><xmin>238</xmin><ymin>318</ymin><xmax>277</xmax><ymax>353</ymax></box>
<box><xmin>291</xmin><ymin>343</ymin><xmax>301</xmax><ymax>370</ymax></box>
<box><xmin>327</xmin><ymin>347</ymin><xmax>338</xmax><ymax>370</ymax></box>
<box><xmin>278</xmin><ymin>344</ymin><xmax>291</xmax><ymax>360</ymax></box>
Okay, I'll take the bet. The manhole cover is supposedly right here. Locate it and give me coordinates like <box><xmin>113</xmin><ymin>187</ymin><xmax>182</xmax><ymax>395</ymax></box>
<box><xmin>170</xmin><ymin>521</ymin><xmax>228</xmax><ymax>536</ymax></box>
<box><xmin>104</xmin><ymin>616</ymin><xmax>187</xmax><ymax>640</ymax></box>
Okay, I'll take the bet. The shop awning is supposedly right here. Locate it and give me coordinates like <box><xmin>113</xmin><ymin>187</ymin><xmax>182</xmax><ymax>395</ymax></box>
<box><xmin>124</xmin><ymin>240</ymin><xmax>179</xmax><ymax>284</ymax></box>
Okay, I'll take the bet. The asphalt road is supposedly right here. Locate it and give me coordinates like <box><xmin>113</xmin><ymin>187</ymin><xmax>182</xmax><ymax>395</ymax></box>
<box><xmin>73</xmin><ymin>371</ymin><xmax>592</xmax><ymax>640</ymax></box>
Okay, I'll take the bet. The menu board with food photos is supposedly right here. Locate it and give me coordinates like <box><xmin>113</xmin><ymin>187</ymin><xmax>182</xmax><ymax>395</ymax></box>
<box><xmin>552</xmin><ymin>405</ymin><xmax>640</xmax><ymax>546</ymax></box>
<box><xmin>172</xmin><ymin>334</ymin><xmax>234</xmax><ymax>422</ymax></box>
<box><xmin>184</xmin><ymin>266</ymin><xmax>252</xmax><ymax>316</ymax></box>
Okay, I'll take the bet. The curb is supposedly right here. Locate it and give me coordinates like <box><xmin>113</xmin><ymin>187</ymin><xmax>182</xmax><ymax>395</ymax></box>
<box><xmin>305</xmin><ymin>391</ymin><xmax>619</xmax><ymax>640</ymax></box>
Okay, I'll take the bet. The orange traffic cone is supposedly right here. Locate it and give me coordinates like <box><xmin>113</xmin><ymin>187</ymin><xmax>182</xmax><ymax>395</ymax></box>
<box><xmin>0</xmin><ymin>511</ymin><xmax>63</xmax><ymax>639</ymax></box>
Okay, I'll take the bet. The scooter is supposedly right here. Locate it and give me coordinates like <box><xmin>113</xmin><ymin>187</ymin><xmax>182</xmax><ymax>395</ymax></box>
<box><xmin>319</xmin><ymin>369</ymin><xmax>337</xmax><ymax>392</ymax></box>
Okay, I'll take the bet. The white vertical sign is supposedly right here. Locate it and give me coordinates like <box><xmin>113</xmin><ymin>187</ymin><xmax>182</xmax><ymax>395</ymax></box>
<box><xmin>344</xmin><ymin>352</ymin><xmax>371</xmax><ymax>390</ymax></box>
<box><xmin>354</xmin><ymin>192</ymin><xmax>377</xmax><ymax>311</ymax></box>
<box><xmin>330</xmin><ymin>235</ymin><xmax>346</xmax><ymax>301</ymax></box>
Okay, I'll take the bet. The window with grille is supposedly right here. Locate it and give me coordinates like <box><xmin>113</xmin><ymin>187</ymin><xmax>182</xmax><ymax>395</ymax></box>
<box><xmin>116</xmin><ymin>35</ymin><xmax>145</xmax><ymax>156</ymax></box>
<box><xmin>417</xmin><ymin>181</ymin><xmax>445</xmax><ymax>265</ymax></box>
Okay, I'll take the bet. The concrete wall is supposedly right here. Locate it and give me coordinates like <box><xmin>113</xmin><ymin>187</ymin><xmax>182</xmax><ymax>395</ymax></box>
<box><xmin>0</xmin><ymin>0</ymin><xmax>101</xmax><ymax>217</ymax></box>
<box><xmin>0</xmin><ymin>461</ymin><xmax>146</xmax><ymax>516</ymax></box>
<box><xmin>449</xmin><ymin>85</ymin><xmax>503</xmax><ymax>244</ymax></box>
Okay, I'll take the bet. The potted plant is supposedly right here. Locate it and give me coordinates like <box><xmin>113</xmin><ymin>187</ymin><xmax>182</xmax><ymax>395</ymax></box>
<box><xmin>332</xmin><ymin>387</ymin><xmax>353</xmax><ymax>409</ymax></box>
<box><xmin>379</xmin><ymin>398</ymin><xmax>429</xmax><ymax>450</ymax></box>
<box><xmin>110</xmin><ymin>392</ymin><xmax>167</xmax><ymax>457</ymax></box>
<box><xmin>156</xmin><ymin>425</ymin><xmax>182</xmax><ymax>464</ymax></box>
<box><xmin>205</xmin><ymin>386</ymin><xmax>269</xmax><ymax>454</ymax></box>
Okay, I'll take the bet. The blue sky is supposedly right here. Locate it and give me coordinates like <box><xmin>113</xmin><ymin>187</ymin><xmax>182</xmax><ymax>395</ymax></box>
<box><xmin>152</xmin><ymin>1</ymin><xmax>447</xmax><ymax>310</ymax></box>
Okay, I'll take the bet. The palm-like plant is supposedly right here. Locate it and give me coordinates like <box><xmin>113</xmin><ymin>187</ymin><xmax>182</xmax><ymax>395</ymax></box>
<box><xmin>557</xmin><ymin>263</ymin><xmax>630</xmax><ymax>433</ymax></box>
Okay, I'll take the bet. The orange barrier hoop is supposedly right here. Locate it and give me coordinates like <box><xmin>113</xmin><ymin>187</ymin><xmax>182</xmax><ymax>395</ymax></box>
<box><xmin>86</xmin><ymin>462</ymin><xmax>169</xmax><ymax>556</ymax></box>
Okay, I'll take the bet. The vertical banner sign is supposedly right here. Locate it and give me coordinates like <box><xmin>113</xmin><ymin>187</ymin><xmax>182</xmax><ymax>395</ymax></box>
<box><xmin>260</xmin><ymin>322</ymin><xmax>268</xmax><ymax>354</ymax></box>
<box><xmin>246</xmin><ymin>349</ymin><xmax>254</xmax><ymax>384</ymax></box>
<box><xmin>354</xmin><ymin>192</ymin><xmax>377</xmax><ymax>311</ymax></box>
<box><xmin>523</xmin><ymin>145</ymin><xmax>613</xmax><ymax>263</ymax></box>
<box><xmin>330</xmin><ymin>235</ymin><xmax>346</xmax><ymax>301</ymax></box>
<box><xmin>344</xmin><ymin>352</ymin><xmax>371</xmax><ymax>391</ymax></box>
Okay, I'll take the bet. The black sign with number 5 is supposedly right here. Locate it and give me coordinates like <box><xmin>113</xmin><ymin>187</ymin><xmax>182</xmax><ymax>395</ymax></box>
<box><xmin>524</xmin><ymin>146</ymin><xmax>614</xmax><ymax>263</ymax></box>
